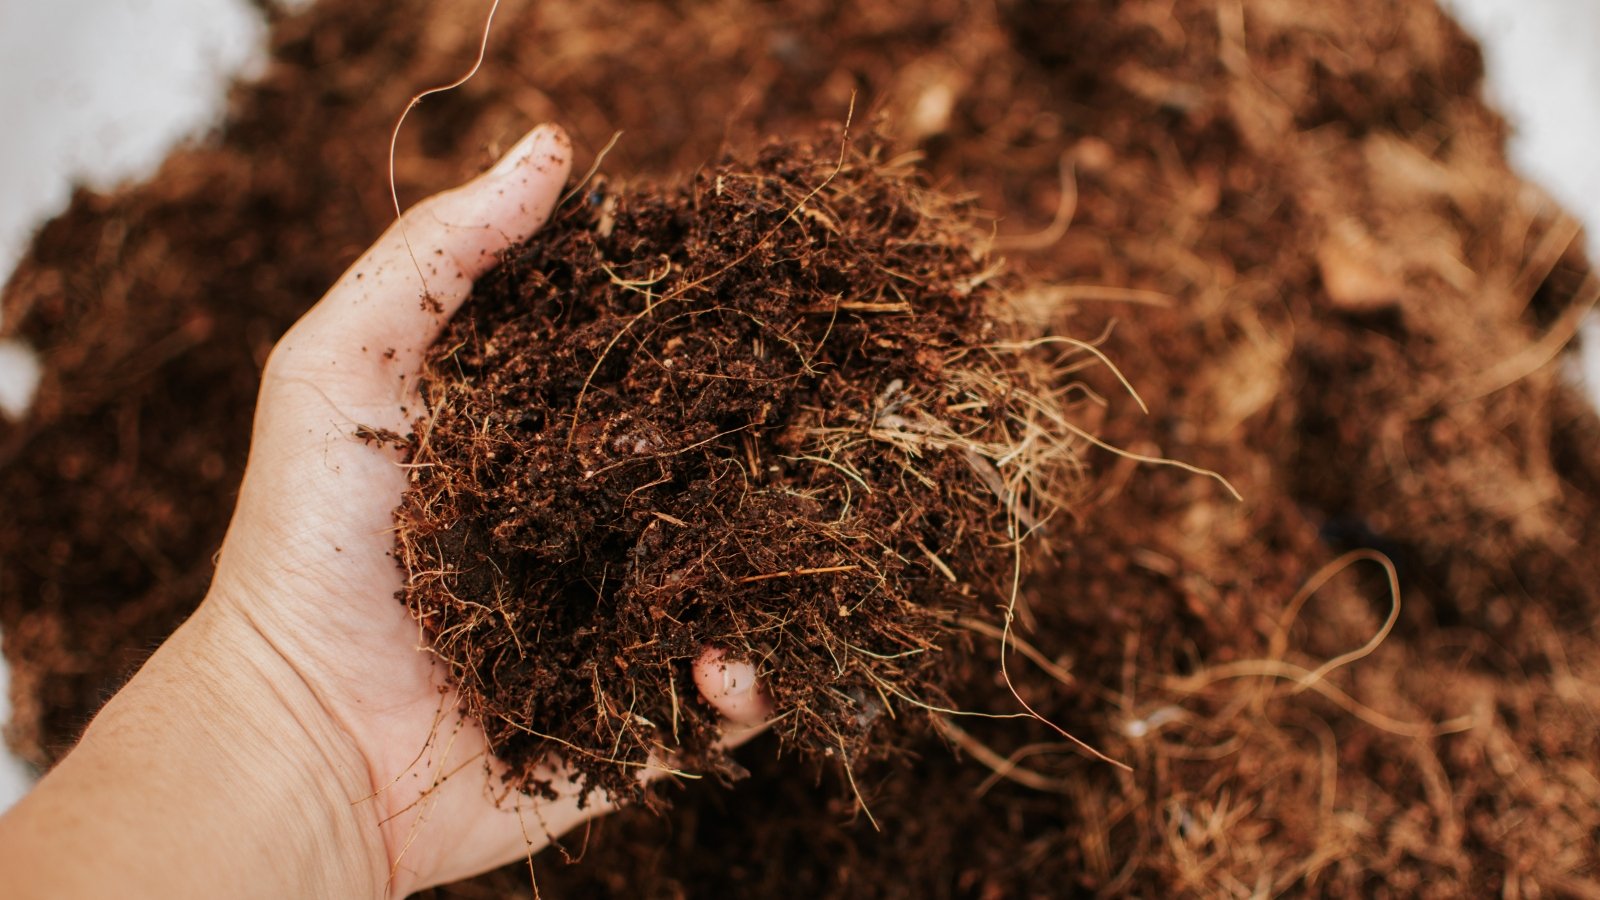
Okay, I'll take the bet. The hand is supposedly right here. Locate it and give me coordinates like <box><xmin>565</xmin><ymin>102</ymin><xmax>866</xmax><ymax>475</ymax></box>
<box><xmin>0</xmin><ymin>123</ymin><xmax>770</xmax><ymax>899</ymax></box>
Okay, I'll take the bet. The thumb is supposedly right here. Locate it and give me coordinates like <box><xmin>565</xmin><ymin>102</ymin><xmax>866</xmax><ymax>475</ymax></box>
<box><xmin>284</xmin><ymin>123</ymin><xmax>573</xmax><ymax>372</ymax></box>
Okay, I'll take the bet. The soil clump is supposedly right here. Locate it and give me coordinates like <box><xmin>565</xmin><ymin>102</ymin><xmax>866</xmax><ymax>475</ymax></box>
<box><xmin>397</xmin><ymin>134</ymin><xmax>1085</xmax><ymax>803</ymax></box>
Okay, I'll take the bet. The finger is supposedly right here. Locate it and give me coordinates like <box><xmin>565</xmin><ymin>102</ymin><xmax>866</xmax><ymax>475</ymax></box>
<box><xmin>693</xmin><ymin>647</ymin><xmax>773</xmax><ymax>728</ymax></box>
<box><xmin>443</xmin><ymin>660</ymin><xmax>773</xmax><ymax>890</ymax></box>
<box><xmin>291</xmin><ymin>123</ymin><xmax>573</xmax><ymax>369</ymax></box>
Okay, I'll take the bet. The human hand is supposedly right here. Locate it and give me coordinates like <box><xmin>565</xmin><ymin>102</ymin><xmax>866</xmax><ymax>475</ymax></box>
<box><xmin>0</xmin><ymin>123</ymin><xmax>770</xmax><ymax>899</ymax></box>
<box><xmin>213</xmin><ymin>121</ymin><xmax>774</xmax><ymax>893</ymax></box>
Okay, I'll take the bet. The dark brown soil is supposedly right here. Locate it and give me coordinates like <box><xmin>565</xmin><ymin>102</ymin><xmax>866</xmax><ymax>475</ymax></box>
<box><xmin>4</xmin><ymin>0</ymin><xmax>1600</xmax><ymax>896</ymax></box>
<box><xmin>397</xmin><ymin>134</ymin><xmax>1086</xmax><ymax>805</ymax></box>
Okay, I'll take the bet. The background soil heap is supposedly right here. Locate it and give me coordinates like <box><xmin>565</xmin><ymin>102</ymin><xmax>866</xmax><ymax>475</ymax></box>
<box><xmin>3</xmin><ymin>0</ymin><xmax>1599</xmax><ymax>896</ymax></box>
<box><xmin>398</xmin><ymin>136</ymin><xmax>1087</xmax><ymax>803</ymax></box>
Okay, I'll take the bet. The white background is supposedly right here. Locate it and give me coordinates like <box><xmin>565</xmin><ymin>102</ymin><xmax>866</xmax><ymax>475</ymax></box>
<box><xmin>0</xmin><ymin>0</ymin><xmax>1597</xmax><ymax>808</ymax></box>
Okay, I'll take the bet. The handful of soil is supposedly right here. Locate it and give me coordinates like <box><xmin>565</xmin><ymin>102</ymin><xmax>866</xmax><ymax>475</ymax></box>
<box><xmin>394</xmin><ymin>133</ymin><xmax>1089</xmax><ymax>803</ymax></box>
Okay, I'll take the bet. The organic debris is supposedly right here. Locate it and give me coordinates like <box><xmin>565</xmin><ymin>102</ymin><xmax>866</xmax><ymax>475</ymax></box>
<box><xmin>396</xmin><ymin>133</ymin><xmax>1090</xmax><ymax>803</ymax></box>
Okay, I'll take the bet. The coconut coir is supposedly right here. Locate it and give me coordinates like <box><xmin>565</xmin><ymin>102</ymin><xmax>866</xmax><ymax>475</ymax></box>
<box><xmin>6</xmin><ymin>0</ymin><xmax>1600</xmax><ymax>896</ymax></box>
<box><xmin>396</xmin><ymin>134</ymin><xmax>1086</xmax><ymax>804</ymax></box>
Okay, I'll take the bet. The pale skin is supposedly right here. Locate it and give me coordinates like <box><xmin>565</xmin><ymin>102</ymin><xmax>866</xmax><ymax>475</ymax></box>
<box><xmin>0</xmin><ymin>123</ymin><xmax>770</xmax><ymax>899</ymax></box>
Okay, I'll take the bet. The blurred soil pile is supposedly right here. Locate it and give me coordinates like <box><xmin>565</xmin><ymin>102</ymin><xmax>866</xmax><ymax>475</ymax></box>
<box><xmin>3</xmin><ymin>0</ymin><xmax>1598</xmax><ymax>895</ymax></box>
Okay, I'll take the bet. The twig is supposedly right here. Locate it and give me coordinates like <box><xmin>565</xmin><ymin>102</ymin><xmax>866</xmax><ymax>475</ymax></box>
<box><xmin>736</xmin><ymin>565</ymin><xmax>861</xmax><ymax>584</ymax></box>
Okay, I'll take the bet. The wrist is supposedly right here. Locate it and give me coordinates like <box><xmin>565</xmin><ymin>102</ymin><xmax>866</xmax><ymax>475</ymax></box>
<box><xmin>0</xmin><ymin>599</ymin><xmax>390</xmax><ymax>899</ymax></box>
<box><xmin>165</xmin><ymin>599</ymin><xmax>392</xmax><ymax>897</ymax></box>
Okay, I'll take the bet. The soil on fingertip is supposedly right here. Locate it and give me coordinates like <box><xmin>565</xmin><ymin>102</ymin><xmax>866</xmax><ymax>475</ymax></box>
<box><xmin>395</xmin><ymin>133</ymin><xmax>1086</xmax><ymax>804</ymax></box>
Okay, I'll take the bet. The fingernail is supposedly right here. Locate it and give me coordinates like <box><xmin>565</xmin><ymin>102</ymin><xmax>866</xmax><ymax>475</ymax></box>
<box><xmin>721</xmin><ymin>662</ymin><xmax>756</xmax><ymax>696</ymax></box>
<box><xmin>489</xmin><ymin>124</ymin><xmax>559</xmax><ymax>179</ymax></box>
